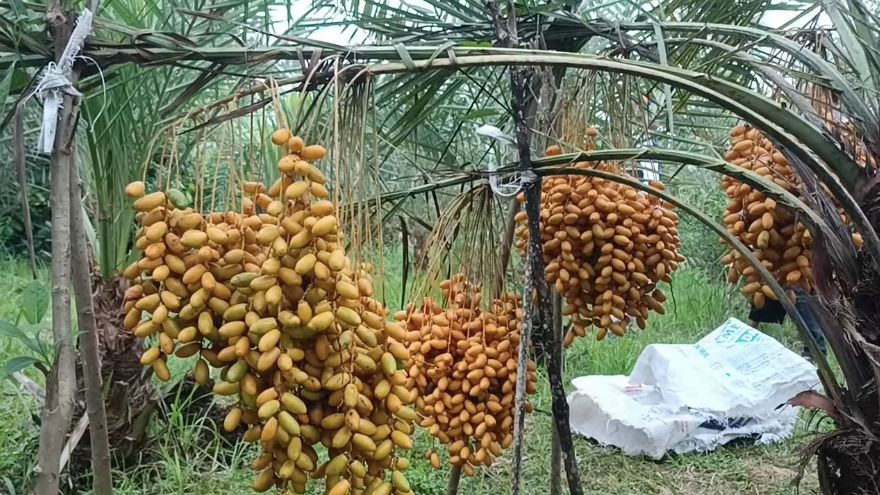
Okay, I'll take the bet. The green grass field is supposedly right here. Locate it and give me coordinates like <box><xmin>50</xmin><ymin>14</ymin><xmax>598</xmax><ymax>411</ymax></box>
<box><xmin>0</xmin><ymin>257</ymin><xmax>821</xmax><ymax>495</ymax></box>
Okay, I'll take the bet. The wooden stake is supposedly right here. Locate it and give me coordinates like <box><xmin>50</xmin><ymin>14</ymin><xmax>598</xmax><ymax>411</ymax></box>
<box><xmin>482</xmin><ymin>2</ymin><xmax>573</xmax><ymax>494</ymax></box>
<box><xmin>550</xmin><ymin>293</ymin><xmax>564</xmax><ymax>495</ymax></box>
<box><xmin>35</xmin><ymin>4</ymin><xmax>93</xmax><ymax>492</ymax></box>
<box><xmin>35</xmin><ymin>7</ymin><xmax>78</xmax><ymax>493</ymax></box>
<box><xmin>70</xmin><ymin>156</ymin><xmax>113</xmax><ymax>495</ymax></box>
<box><xmin>547</xmin><ymin>297</ymin><xmax>583</xmax><ymax>495</ymax></box>
<box><xmin>34</xmin><ymin>118</ymin><xmax>77</xmax><ymax>495</ymax></box>
<box><xmin>446</xmin><ymin>464</ymin><xmax>463</xmax><ymax>495</ymax></box>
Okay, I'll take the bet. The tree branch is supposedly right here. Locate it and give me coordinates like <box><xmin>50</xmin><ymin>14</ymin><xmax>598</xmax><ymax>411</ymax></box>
<box><xmin>13</xmin><ymin>104</ymin><xmax>38</xmax><ymax>279</ymax></box>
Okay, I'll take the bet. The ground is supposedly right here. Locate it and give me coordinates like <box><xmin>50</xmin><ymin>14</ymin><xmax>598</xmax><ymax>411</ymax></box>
<box><xmin>0</xmin><ymin>259</ymin><xmax>823</xmax><ymax>494</ymax></box>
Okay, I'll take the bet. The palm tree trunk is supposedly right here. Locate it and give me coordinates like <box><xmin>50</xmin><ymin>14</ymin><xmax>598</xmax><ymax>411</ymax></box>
<box><xmin>70</xmin><ymin>157</ymin><xmax>113</xmax><ymax>494</ymax></box>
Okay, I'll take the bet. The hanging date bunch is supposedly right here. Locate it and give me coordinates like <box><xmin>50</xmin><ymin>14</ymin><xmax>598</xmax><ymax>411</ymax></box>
<box><xmin>719</xmin><ymin>125</ymin><xmax>861</xmax><ymax>307</ymax></box>
<box><xmin>515</xmin><ymin>129</ymin><xmax>683</xmax><ymax>345</ymax></box>
<box><xmin>122</xmin><ymin>129</ymin><xmax>417</xmax><ymax>495</ymax></box>
<box><xmin>720</xmin><ymin>125</ymin><xmax>810</xmax><ymax>307</ymax></box>
<box><xmin>397</xmin><ymin>274</ymin><xmax>537</xmax><ymax>476</ymax></box>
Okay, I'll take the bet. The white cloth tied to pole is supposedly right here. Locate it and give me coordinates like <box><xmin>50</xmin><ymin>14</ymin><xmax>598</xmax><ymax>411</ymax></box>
<box><xmin>35</xmin><ymin>9</ymin><xmax>93</xmax><ymax>153</ymax></box>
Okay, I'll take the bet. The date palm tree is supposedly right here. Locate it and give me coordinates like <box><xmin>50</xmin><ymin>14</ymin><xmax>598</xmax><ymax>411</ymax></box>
<box><xmin>1</xmin><ymin>1</ymin><xmax>332</xmax><ymax>492</ymax></box>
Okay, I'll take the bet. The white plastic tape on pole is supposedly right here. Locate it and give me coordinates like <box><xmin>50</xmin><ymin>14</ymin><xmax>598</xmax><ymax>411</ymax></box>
<box><xmin>35</xmin><ymin>9</ymin><xmax>93</xmax><ymax>153</ymax></box>
<box><xmin>475</xmin><ymin>124</ymin><xmax>531</xmax><ymax>198</ymax></box>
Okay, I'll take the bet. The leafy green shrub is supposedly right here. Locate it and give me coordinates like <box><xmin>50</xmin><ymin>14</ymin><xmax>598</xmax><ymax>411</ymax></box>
<box><xmin>0</xmin><ymin>279</ymin><xmax>52</xmax><ymax>377</ymax></box>
<box><xmin>0</xmin><ymin>264</ymin><xmax>49</xmax><ymax>493</ymax></box>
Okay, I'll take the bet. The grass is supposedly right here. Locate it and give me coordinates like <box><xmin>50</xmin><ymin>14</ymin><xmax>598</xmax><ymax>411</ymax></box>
<box><xmin>0</xmin><ymin>257</ymin><xmax>48</xmax><ymax>493</ymax></box>
<box><xmin>0</xmin><ymin>256</ymin><xmax>821</xmax><ymax>495</ymax></box>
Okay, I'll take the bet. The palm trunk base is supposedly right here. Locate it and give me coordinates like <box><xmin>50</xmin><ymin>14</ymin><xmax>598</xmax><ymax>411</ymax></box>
<box><xmin>814</xmin><ymin>428</ymin><xmax>880</xmax><ymax>495</ymax></box>
<box><xmin>67</xmin><ymin>273</ymin><xmax>245</xmax><ymax>488</ymax></box>
<box><xmin>94</xmin><ymin>274</ymin><xmax>156</xmax><ymax>457</ymax></box>
<box><xmin>67</xmin><ymin>274</ymin><xmax>157</xmax><ymax>484</ymax></box>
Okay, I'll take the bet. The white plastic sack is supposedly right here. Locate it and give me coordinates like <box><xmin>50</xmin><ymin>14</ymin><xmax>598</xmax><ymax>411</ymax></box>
<box><xmin>567</xmin><ymin>317</ymin><xmax>818</xmax><ymax>459</ymax></box>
